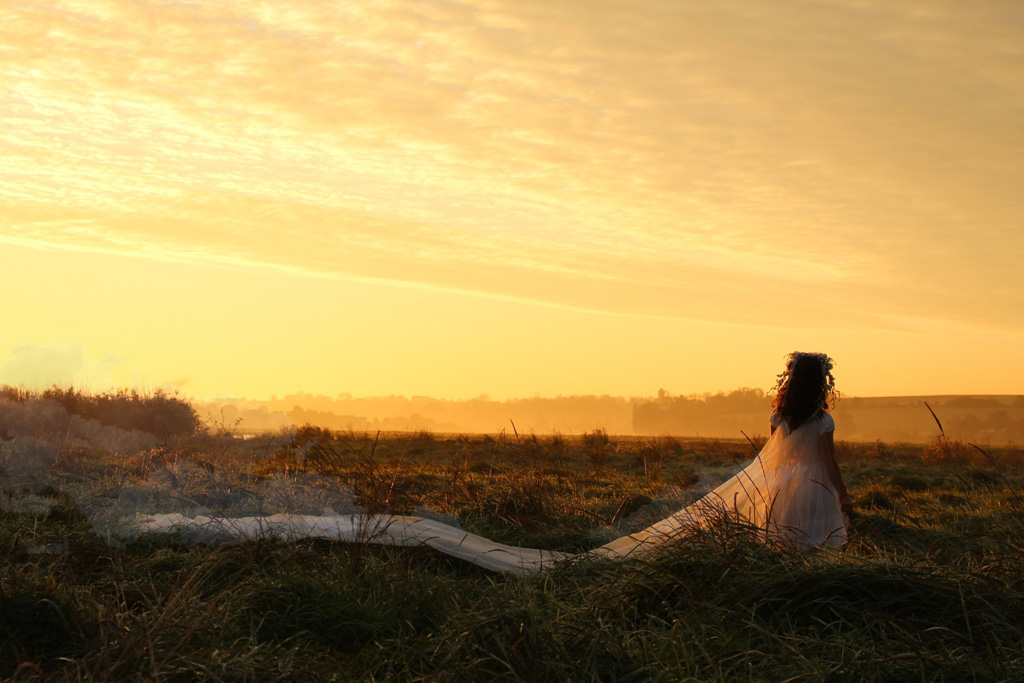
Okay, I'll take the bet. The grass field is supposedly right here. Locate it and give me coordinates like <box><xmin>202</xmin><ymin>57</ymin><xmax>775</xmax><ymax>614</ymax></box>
<box><xmin>3</xmin><ymin>406</ymin><xmax>1024</xmax><ymax>681</ymax></box>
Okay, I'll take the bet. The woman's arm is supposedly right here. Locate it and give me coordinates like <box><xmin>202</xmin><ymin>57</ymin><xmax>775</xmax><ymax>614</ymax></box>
<box><xmin>820</xmin><ymin>431</ymin><xmax>853</xmax><ymax>513</ymax></box>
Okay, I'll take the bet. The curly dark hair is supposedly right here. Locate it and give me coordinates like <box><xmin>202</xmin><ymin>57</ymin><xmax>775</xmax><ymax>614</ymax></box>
<box><xmin>770</xmin><ymin>352</ymin><xmax>838</xmax><ymax>430</ymax></box>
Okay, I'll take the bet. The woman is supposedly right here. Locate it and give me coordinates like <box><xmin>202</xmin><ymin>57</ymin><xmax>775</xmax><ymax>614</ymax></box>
<box><xmin>597</xmin><ymin>351</ymin><xmax>851</xmax><ymax>558</ymax></box>
<box><xmin>769</xmin><ymin>352</ymin><xmax>853</xmax><ymax>519</ymax></box>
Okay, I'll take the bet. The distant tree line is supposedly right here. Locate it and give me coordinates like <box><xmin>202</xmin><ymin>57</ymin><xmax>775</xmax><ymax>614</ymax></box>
<box><xmin>199</xmin><ymin>390</ymin><xmax>1024</xmax><ymax>443</ymax></box>
<box><xmin>632</xmin><ymin>388</ymin><xmax>772</xmax><ymax>438</ymax></box>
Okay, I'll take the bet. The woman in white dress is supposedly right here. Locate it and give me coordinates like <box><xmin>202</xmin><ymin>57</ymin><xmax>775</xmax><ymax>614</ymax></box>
<box><xmin>137</xmin><ymin>352</ymin><xmax>853</xmax><ymax>571</ymax></box>
<box><xmin>598</xmin><ymin>351</ymin><xmax>852</xmax><ymax>559</ymax></box>
<box><xmin>768</xmin><ymin>351</ymin><xmax>853</xmax><ymax>524</ymax></box>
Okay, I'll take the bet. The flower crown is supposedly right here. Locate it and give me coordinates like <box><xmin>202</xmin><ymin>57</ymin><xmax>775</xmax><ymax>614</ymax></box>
<box><xmin>771</xmin><ymin>351</ymin><xmax>838</xmax><ymax>402</ymax></box>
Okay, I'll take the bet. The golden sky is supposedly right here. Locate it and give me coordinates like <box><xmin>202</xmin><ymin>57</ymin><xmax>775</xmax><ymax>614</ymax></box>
<box><xmin>1</xmin><ymin>0</ymin><xmax>1022</xmax><ymax>399</ymax></box>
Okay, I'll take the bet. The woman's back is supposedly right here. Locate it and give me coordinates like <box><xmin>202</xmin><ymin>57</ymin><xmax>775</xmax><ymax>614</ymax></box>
<box><xmin>770</xmin><ymin>408</ymin><xmax>834</xmax><ymax>437</ymax></box>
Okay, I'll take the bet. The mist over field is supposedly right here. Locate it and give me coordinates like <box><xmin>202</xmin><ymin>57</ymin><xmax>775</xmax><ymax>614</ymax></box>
<box><xmin>199</xmin><ymin>389</ymin><xmax>1024</xmax><ymax>444</ymax></box>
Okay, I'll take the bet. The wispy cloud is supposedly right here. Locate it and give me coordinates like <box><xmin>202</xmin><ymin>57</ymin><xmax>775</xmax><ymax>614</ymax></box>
<box><xmin>2</xmin><ymin>0</ymin><xmax>1022</xmax><ymax>330</ymax></box>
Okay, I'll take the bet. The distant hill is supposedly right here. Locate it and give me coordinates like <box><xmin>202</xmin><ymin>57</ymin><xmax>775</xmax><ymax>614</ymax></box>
<box><xmin>199</xmin><ymin>390</ymin><xmax>1024</xmax><ymax>444</ymax></box>
<box><xmin>634</xmin><ymin>392</ymin><xmax>1024</xmax><ymax>444</ymax></box>
<box><xmin>832</xmin><ymin>395</ymin><xmax>1024</xmax><ymax>444</ymax></box>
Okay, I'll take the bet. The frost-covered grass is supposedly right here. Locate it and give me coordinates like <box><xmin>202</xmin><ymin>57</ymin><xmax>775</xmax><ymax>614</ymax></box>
<box><xmin>2</xmin><ymin>407</ymin><xmax>1024</xmax><ymax>680</ymax></box>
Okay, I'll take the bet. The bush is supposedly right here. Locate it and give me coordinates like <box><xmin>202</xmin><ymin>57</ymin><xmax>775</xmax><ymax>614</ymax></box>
<box><xmin>40</xmin><ymin>387</ymin><xmax>201</xmax><ymax>437</ymax></box>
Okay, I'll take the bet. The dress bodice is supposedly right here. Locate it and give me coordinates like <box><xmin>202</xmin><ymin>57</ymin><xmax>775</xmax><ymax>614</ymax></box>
<box><xmin>770</xmin><ymin>409</ymin><xmax>835</xmax><ymax>435</ymax></box>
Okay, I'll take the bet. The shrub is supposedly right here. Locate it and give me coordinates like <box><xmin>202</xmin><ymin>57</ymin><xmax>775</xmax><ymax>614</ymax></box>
<box><xmin>921</xmin><ymin>436</ymin><xmax>971</xmax><ymax>466</ymax></box>
<box><xmin>40</xmin><ymin>387</ymin><xmax>201</xmax><ymax>437</ymax></box>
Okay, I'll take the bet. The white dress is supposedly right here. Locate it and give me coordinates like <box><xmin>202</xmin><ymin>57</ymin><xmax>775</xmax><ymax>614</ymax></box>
<box><xmin>594</xmin><ymin>410</ymin><xmax>846</xmax><ymax>559</ymax></box>
<box><xmin>135</xmin><ymin>412</ymin><xmax>846</xmax><ymax>573</ymax></box>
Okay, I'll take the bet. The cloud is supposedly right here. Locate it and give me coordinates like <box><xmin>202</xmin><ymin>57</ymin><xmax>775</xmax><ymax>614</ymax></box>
<box><xmin>0</xmin><ymin>341</ymin><xmax>127</xmax><ymax>391</ymax></box>
<box><xmin>0</xmin><ymin>0</ymin><xmax>1021</xmax><ymax>330</ymax></box>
